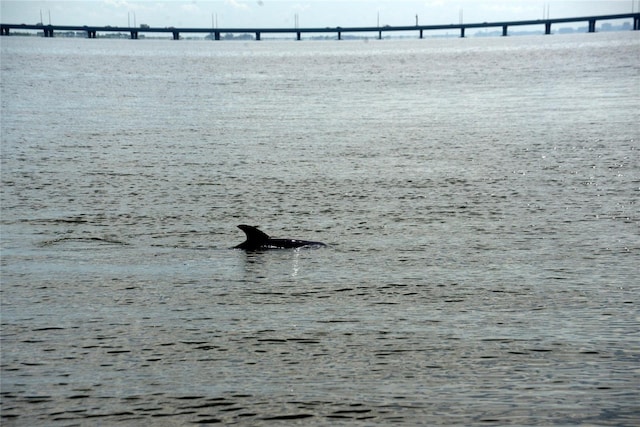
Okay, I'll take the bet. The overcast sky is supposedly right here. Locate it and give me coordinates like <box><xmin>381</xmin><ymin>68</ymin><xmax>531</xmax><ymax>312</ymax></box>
<box><xmin>1</xmin><ymin>1</ymin><xmax>638</xmax><ymax>28</ymax></box>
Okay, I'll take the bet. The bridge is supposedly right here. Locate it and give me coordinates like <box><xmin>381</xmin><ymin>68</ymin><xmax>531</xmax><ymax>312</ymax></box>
<box><xmin>1</xmin><ymin>13</ymin><xmax>639</xmax><ymax>40</ymax></box>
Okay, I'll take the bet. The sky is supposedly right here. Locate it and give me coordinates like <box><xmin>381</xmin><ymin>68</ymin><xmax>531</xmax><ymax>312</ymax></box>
<box><xmin>1</xmin><ymin>1</ymin><xmax>638</xmax><ymax>29</ymax></box>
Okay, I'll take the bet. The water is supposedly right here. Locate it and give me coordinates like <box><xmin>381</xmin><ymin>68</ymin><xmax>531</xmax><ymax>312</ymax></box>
<box><xmin>1</xmin><ymin>33</ymin><xmax>639</xmax><ymax>425</ymax></box>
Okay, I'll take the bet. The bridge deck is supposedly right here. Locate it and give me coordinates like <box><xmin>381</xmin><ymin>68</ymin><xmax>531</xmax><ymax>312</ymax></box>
<box><xmin>2</xmin><ymin>13</ymin><xmax>639</xmax><ymax>39</ymax></box>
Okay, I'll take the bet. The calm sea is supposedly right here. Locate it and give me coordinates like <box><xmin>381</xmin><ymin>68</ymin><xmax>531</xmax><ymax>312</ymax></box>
<box><xmin>1</xmin><ymin>32</ymin><xmax>639</xmax><ymax>426</ymax></box>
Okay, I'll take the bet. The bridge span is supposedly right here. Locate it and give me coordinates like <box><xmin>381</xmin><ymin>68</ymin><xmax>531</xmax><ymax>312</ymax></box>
<box><xmin>2</xmin><ymin>13</ymin><xmax>639</xmax><ymax>40</ymax></box>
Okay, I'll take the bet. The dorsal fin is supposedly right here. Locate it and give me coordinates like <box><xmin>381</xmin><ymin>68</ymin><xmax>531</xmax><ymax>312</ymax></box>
<box><xmin>236</xmin><ymin>224</ymin><xmax>270</xmax><ymax>248</ymax></box>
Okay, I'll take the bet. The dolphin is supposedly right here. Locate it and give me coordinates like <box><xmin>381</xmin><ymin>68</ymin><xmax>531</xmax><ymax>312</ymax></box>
<box><xmin>234</xmin><ymin>224</ymin><xmax>326</xmax><ymax>250</ymax></box>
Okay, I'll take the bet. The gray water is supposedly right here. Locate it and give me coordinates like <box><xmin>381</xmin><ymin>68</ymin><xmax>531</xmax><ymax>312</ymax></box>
<box><xmin>1</xmin><ymin>32</ymin><xmax>639</xmax><ymax>426</ymax></box>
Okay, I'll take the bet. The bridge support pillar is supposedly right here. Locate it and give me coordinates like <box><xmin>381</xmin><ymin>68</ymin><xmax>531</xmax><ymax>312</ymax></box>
<box><xmin>255</xmin><ymin>32</ymin><xmax>261</xmax><ymax>40</ymax></box>
<box><xmin>215</xmin><ymin>32</ymin><xmax>220</xmax><ymax>40</ymax></box>
<box><xmin>338</xmin><ymin>31</ymin><xmax>341</xmax><ymax>40</ymax></box>
<box><xmin>634</xmin><ymin>16</ymin><xmax>639</xmax><ymax>30</ymax></box>
<box><xmin>1</xmin><ymin>26</ymin><xmax>9</xmax><ymax>36</ymax></box>
<box><xmin>378</xmin><ymin>30</ymin><xmax>382</xmax><ymax>39</ymax></box>
<box><xmin>43</xmin><ymin>27</ymin><xmax>54</xmax><ymax>37</ymax></box>
<box><xmin>86</xmin><ymin>30</ymin><xmax>97</xmax><ymax>38</ymax></box>
<box><xmin>588</xmin><ymin>19</ymin><xmax>596</xmax><ymax>33</ymax></box>
<box><xmin>419</xmin><ymin>29</ymin><xmax>423</xmax><ymax>39</ymax></box>
<box><xmin>460</xmin><ymin>27</ymin><xmax>465</xmax><ymax>38</ymax></box>
<box><xmin>502</xmin><ymin>25</ymin><xmax>508</xmax><ymax>36</ymax></box>
<box><xmin>545</xmin><ymin>22</ymin><xmax>552</xmax><ymax>34</ymax></box>
<box><xmin>172</xmin><ymin>31</ymin><xmax>179</xmax><ymax>40</ymax></box>
<box><xmin>297</xmin><ymin>31</ymin><xmax>301</xmax><ymax>40</ymax></box>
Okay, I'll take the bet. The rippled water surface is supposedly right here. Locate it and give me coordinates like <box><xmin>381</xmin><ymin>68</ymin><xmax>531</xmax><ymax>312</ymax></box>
<box><xmin>1</xmin><ymin>32</ymin><xmax>639</xmax><ymax>425</ymax></box>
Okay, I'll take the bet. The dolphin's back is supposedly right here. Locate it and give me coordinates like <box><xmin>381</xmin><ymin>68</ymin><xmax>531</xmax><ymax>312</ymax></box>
<box><xmin>234</xmin><ymin>225</ymin><xmax>325</xmax><ymax>250</ymax></box>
